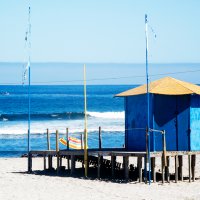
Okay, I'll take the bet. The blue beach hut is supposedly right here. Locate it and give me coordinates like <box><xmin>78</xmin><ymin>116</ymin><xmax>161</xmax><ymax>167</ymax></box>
<box><xmin>116</xmin><ymin>77</ymin><xmax>200</xmax><ymax>152</ymax></box>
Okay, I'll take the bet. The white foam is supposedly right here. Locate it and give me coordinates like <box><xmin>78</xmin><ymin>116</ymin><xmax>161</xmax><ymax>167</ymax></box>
<box><xmin>87</xmin><ymin>111</ymin><xmax>125</xmax><ymax>119</ymax></box>
<box><xmin>0</xmin><ymin>117</ymin><xmax>125</xmax><ymax>135</ymax></box>
<box><xmin>51</xmin><ymin>114</ymin><xmax>58</xmax><ymax>117</ymax></box>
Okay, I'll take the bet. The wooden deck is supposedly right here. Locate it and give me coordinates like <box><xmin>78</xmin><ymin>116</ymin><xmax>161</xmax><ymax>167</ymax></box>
<box><xmin>28</xmin><ymin>148</ymin><xmax>200</xmax><ymax>183</ymax></box>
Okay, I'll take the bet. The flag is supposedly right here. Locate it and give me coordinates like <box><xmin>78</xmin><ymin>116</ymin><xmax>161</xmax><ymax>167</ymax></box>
<box><xmin>22</xmin><ymin>61</ymin><xmax>30</xmax><ymax>85</ymax></box>
<box><xmin>59</xmin><ymin>136</ymin><xmax>88</xmax><ymax>149</ymax></box>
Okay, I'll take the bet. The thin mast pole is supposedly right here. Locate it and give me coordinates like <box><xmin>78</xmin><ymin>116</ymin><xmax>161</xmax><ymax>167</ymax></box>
<box><xmin>145</xmin><ymin>14</ymin><xmax>151</xmax><ymax>185</ymax></box>
<box><xmin>83</xmin><ymin>64</ymin><xmax>88</xmax><ymax>177</ymax></box>
<box><xmin>28</xmin><ymin>5</ymin><xmax>31</xmax><ymax>155</ymax></box>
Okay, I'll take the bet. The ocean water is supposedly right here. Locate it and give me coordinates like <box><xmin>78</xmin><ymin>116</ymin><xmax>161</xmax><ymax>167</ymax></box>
<box><xmin>0</xmin><ymin>85</ymin><xmax>135</xmax><ymax>157</ymax></box>
<box><xmin>1</xmin><ymin>62</ymin><xmax>199</xmax><ymax>157</ymax></box>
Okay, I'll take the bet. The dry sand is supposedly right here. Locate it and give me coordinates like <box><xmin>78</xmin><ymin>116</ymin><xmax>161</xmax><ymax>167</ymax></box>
<box><xmin>0</xmin><ymin>157</ymin><xmax>200</xmax><ymax>200</ymax></box>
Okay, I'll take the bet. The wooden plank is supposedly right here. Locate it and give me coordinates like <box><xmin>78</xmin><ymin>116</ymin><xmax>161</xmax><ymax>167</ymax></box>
<box><xmin>188</xmin><ymin>154</ymin><xmax>191</xmax><ymax>182</ymax></box>
<box><xmin>137</xmin><ymin>157</ymin><xmax>143</xmax><ymax>182</ymax></box>
<box><xmin>30</xmin><ymin>150</ymin><xmax>57</xmax><ymax>156</ymax></box>
<box><xmin>124</xmin><ymin>156</ymin><xmax>129</xmax><ymax>181</ymax></box>
<box><xmin>178</xmin><ymin>156</ymin><xmax>183</xmax><ymax>181</ymax></box>
<box><xmin>175</xmin><ymin>155</ymin><xmax>179</xmax><ymax>183</ymax></box>
<box><xmin>29</xmin><ymin>150</ymin><xmax>200</xmax><ymax>157</ymax></box>
<box><xmin>191</xmin><ymin>155</ymin><xmax>196</xmax><ymax>182</ymax></box>
<box><xmin>151</xmin><ymin>157</ymin><xmax>156</xmax><ymax>182</ymax></box>
<box><xmin>112</xmin><ymin>152</ymin><xmax>146</xmax><ymax>157</ymax></box>
<box><xmin>59</xmin><ymin>150</ymin><xmax>84</xmax><ymax>156</ymax></box>
<box><xmin>111</xmin><ymin>155</ymin><xmax>116</xmax><ymax>179</ymax></box>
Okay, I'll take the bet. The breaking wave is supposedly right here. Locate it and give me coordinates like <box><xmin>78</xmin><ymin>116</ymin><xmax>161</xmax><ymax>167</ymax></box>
<box><xmin>87</xmin><ymin>111</ymin><xmax>124</xmax><ymax>119</ymax></box>
<box><xmin>0</xmin><ymin>111</ymin><xmax>124</xmax><ymax>121</ymax></box>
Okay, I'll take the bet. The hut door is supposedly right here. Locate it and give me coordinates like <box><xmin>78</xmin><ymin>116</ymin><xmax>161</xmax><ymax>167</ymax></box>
<box><xmin>154</xmin><ymin>95</ymin><xmax>177</xmax><ymax>151</ymax></box>
<box><xmin>177</xmin><ymin>96</ymin><xmax>190</xmax><ymax>151</ymax></box>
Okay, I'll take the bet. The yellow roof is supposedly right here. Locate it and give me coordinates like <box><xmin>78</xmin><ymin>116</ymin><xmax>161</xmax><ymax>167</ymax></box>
<box><xmin>115</xmin><ymin>77</ymin><xmax>200</xmax><ymax>97</ymax></box>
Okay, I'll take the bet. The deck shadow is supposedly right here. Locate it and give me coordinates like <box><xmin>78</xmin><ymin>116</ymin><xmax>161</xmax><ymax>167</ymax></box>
<box><xmin>12</xmin><ymin>166</ymin><xmax>198</xmax><ymax>184</ymax></box>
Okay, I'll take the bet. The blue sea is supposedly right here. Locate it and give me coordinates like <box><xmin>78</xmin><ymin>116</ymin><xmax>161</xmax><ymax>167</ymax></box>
<box><xmin>0</xmin><ymin>85</ymin><xmax>135</xmax><ymax>157</ymax></box>
<box><xmin>1</xmin><ymin>62</ymin><xmax>199</xmax><ymax>157</ymax></box>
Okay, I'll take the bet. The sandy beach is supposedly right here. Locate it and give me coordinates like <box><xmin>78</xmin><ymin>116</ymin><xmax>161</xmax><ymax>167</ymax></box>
<box><xmin>0</xmin><ymin>157</ymin><xmax>200</xmax><ymax>200</ymax></box>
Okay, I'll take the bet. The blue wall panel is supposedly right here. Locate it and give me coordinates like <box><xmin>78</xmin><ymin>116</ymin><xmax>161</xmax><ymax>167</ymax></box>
<box><xmin>190</xmin><ymin>95</ymin><xmax>200</xmax><ymax>151</ymax></box>
<box><xmin>126</xmin><ymin>95</ymin><xmax>153</xmax><ymax>151</ymax></box>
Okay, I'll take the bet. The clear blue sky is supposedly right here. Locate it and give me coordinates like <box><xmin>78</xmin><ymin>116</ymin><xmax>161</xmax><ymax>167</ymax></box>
<box><xmin>0</xmin><ymin>0</ymin><xmax>200</xmax><ymax>63</ymax></box>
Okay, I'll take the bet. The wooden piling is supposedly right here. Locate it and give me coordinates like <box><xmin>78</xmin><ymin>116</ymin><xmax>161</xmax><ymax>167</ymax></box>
<box><xmin>145</xmin><ymin>129</ymin><xmax>149</xmax><ymax>184</ymax></box>
<box><xmin>178</xmin><ymin>156</ymin><xmax>183</xmax><ymax>181</ymax></box>
<box><xmin>111</xmin><ymin>155</ymin><xmax>116</xmax><ymax>179</ymax></box>
<box><xmin>144</xmin><ymin>156</ymin><xmax>148</xmax><ymax>184</ymax></box>
<box><xmin>81</xmin><ymin>133</ymin><xmax>83</xmax><ymax>149</ymax></box>
<box><xmin>161</xmin><ymin>130</ymin><xmax>167</xmax><ymax>183</ymax></box>
<box><xmin>56</xmin><ymin>130</ymin><xmax>59</xmax><ymax>151</ymax></box>
<box><xmin>188</xmin><ymin>154</ymin><xmax>191</xmax><ymax>182</ymax></box>
<box><xmin>66</xmin><ymin>128</ymin><xmax>70</xmax><ymax>170</ymax></box>
<box><xmin>191</xmin><ymin>155</ymin><xmax>196</xmax><ymax>182</ymax></box>
<box><xmin>66</xmin><ymin>128</ymin><xmax>69</xmax><ymax>150</ymax></box>
<box><xmin>71</xmin><ymin>155</ymin><xmax>75</xmax><ymax>175</ymax></box>
<box><xmin>99</xmin><ymin>126</ymin><xmax>102</xmax><ymax>150</ymax></box>
<box><xmin>124</xmin><ymin>156</ymin><xmax>129</xmax><ymax>181</ymax></box>
<box><xmin>80</xmin><ymin>133</ymin><xmax>84</xmax><ymax>169</ymax></box>
<box><xmin>97</xmin><ymin>154</ymin><xmax>101</xmax><ymax>179</ymax></box>
<box><xmin>175</xmin><ymin>155</ymin><xmax>179</xmax><ymax>183</ymax></box>
<box><xmin>43</xmin><ymin>155</ymin><xmax>46</xmax><ymax>170</ymax></box>
<box><xmin>165</xmin><ymin>156</ymin><xmax>170</xmax><ymax>183</ymax></box>
<box><xmin>162</xmin><ymin>130</ymin><xmax>167</xmax><ymax>167</ymax></box>
<box><xmin>28</xmin><ymin>153</ymin><xmax>32</xmax><ymax>172</ymax></box>
<box><xmin>60</xmin><ymin>157</ymin><xmax>62</xmax><ymax>167</ymax></box>
<box><xmin>161</xmin><ymin>156</ymin><xmax>165</xmax><ymax>184</ymax></box>
<box><xmin>46</xmin><ymin>129</ymin><xmax>52</xmax><ymax>169</ymax></box>
<box><xmin>47</xmin><ymin>128</ymin><xmax>50</xmax><ymax>150</ymax></box>
<box><xmin>137</xmin><ymin>157</ymin><xmax>143</xmax><ymax>182</ymax></box>
<box><xmin>151</xmin><ymin>157</ymin><xmax>156</xmax><ymax>182</ymax></box>
<box><xmin>56</xmin><ymin>155</ymin><xmax>60</xmax><ymax>174</ymax></box>
<box><xmin>56</xmin><ymin>130</ymin><xmax>60</xmax><ymax>174</ymax></box>
<box><xmin>49</xmin><ymin>156</ymin><xmax>53</xmax><ymax>169</ymax></box>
